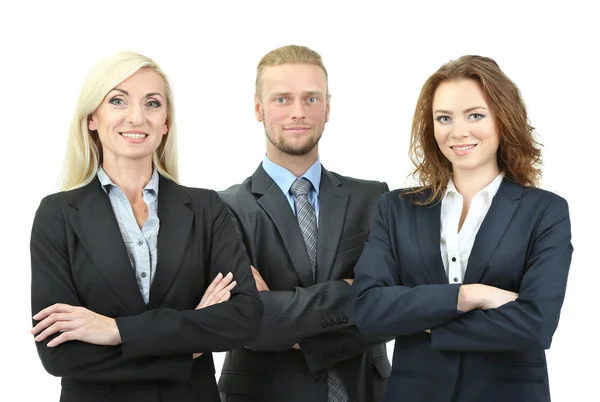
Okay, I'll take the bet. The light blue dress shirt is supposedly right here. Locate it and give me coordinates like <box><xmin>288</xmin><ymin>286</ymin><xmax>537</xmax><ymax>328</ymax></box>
<box><xmin>97</xmin><ymin>166</ymin><xmax>160</xmax><ymax>304</ymax></box>
<box><xmin>262</xmin><ymin>154</ymin><xmax>322</xmax><ymax>226</ymax></box>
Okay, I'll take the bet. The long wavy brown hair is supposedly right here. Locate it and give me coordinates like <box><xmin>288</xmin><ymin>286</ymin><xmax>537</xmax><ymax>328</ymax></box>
<box><xmin>407</xmin><ymin>55</ymin><xmax>542</xmax><ymax>205</ymax></box>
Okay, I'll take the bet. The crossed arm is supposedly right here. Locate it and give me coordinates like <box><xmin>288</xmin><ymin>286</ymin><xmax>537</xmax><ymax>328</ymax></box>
<box><xmin>30</xmin><ymin>193</ymin><xmax>262</xmax><ymax>381</ymax></box>
<box><xmin>352</xmin><ymin>194</ymin><xmax>573</xmax><ymax>352</ymax></box>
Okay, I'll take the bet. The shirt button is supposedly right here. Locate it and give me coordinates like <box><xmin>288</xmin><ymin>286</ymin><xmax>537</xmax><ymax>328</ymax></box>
<box><xmin>137</xmin><ymin>240</ymin><xmax>144</xmax><ymax>246</ymax></box>
<box><xmin>451</xmin><ymin>257</ymin><xmax>457</xmax><ymax>262</ymax></box>
<box><xmin>453</xmin><ymin>277</ymin><xmax>459</xmax><ymax>283</ymax></box>
<box><xmin>141</xmin><ymin>272</ymin><xmax>147</xmax><ymax>278</ymax></box>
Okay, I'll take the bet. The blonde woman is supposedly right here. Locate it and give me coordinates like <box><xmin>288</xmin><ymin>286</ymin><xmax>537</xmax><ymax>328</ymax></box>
<box><xmin>30</xmin><ymin>51</ymin><xmax>263</xmax><ymax>402</ymax></box>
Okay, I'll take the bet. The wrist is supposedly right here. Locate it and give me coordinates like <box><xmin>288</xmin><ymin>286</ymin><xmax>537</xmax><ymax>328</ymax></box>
<box><xmin>457</xmin><ymin>284</ymin><xmax>478</xmax><ymax>312</ymax></box>
<box><xmin>111</xmin><ymin>318</ymin><xmax>122</xmax><ymax>345</ymax></box>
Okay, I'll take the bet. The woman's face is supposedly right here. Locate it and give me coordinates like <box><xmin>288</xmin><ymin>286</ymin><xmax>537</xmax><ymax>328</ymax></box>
<box><xmin>432</xmin><ymin>78</ymin><xmax>500</xmax><ymax>174</ymax></box>
<box><xmin>88</xmin><ymin>68</ymin><xmax>168</xmax><ymax>166</ymax></box>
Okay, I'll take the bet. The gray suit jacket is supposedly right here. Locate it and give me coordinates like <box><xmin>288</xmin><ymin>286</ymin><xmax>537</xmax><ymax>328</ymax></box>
<box><xmin>217</xmin><ymin>164</ymin><xmax>392</xmax><ymax>402</ymax></box>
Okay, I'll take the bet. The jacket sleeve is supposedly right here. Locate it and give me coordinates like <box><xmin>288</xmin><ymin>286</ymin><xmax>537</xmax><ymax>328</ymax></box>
<box><xmin>31</xmin><ymin>196</ymin><xmax>193</xmax><ymax>382</ymax></box>
<box><xmin>430</xmin><ymin>196</ymin><xmax>573</xmax><ymax>351</ymax></box>
<box><xmin>352</xmin><ymin>193</ymin><xmax>463</xmax><ymax>336</ymax></box>
<box><xmin>116</xmin><ymin>190</ymin><xmax>264</xmax><ymax>358</ymax></box>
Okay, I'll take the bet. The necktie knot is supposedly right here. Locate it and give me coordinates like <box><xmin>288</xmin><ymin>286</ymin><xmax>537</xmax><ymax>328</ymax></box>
<box><xmin>290</xmin><ymin>178</ymin><xmax>312</xmax><ymax>197</ymax></box>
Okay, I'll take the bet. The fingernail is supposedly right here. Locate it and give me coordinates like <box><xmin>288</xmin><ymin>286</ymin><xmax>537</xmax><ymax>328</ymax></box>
<box><xmin>227</xmin><ymin>272</ymin><xmax>233</xmax><ymax>277</ymax></box>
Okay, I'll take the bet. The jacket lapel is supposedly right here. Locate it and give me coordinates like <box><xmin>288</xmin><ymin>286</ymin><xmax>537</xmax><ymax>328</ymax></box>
<box><xmin>464</xmin><ymin>178</ymin><xmax>522</xmax><ymax>284</ymax></box>
<box><xmin>148</xmin><ymin>176</ymin><xmax>194</xmax><ymax>308</ymax></box>
<box><xmin>68</xmin><ymin>179</ymin><xmax>147</xmax><ymax>314</ymax></box>
<box><xmin>315</xmin><ymin>168</ymin><xmax>349</xmax><ymax>283</ymax></box>
<box><xmin>415</xmin><ymin>192</ymin><xmax>448</xmax><ymax>284</ymax></box>
<box><xmin>252</xmin><ymin>165</ymin><xmax>314</xmax><ymax>287</ymax></box>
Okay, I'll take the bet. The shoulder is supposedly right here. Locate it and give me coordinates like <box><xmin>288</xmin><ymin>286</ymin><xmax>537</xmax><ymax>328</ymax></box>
<box><xmin>216</xmin><ymin>177</ymin><xmax>256</xmax><ymax>211</ymax></box>
<box><xmin>380</xmin><ymin>187</ymin><xmax>436</xmax><ymax>207</ymax></box>
<box><xmin>35</xmin><ymin>182</ymin><xmax>95</xmax><ymax>215</ymax></box>
<box><xmin>326</xmin><ymin>170</ymin><xmax>388</xmax><ymax>193</ymax></box>
<box><xmin>520</xmin><ymin>186</ymin><xmax>570</xmax><ymax>218</ymax></box>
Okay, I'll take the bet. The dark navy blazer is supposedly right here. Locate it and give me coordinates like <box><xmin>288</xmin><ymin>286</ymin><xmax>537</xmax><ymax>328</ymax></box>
<box><xmin>352</xmin><ymin>178</ymin><xmax>572</xmax><ymax>402</ymax></box>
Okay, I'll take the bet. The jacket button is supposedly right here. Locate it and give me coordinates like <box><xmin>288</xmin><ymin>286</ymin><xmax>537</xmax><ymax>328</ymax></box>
<box><xmin>341</xmin><ymin>316</ymin><xmax>349</xmax><ymax>323</ymax></box>
<box><xmin>334</xmin><ymin>317</ymin><xmax>342</xmax><ymax>325</ymax></box>
<box><xmin>328</xmin><ymin>318</ymin><xmax>334</xmax><ymax>326</ymax></box>
<box><xmin>314</xmin><ymin>373</ymin><xmax>326</xmax><ymax>383</ymax></box>
<box><xmin>321</xmin><ymin>320</ymin><xmax>328</xmax><ymax>328</ymax></box>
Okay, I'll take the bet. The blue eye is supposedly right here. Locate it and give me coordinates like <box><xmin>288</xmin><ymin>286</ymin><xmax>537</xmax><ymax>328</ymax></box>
<box><xmin>469</xmin><ymin>113</ymin><xmax>484</xmax><ymax>120</ymax></box>
<box><xmin>109</xmin><ymin>97</ymin><xmax>124</xmax><ymax>106</ymax></box>
<box><xmin>275</xmin><ymin>97</ymin><xmax>286</xmax><ymax>104</ymax></box>
<box><xmin>436</xmin><ymin>115</ymin><xmax>451</xmax><ymax>124</ymax></box>
<box><xmin>307</xmin><ymin>97</ymin><xmax>318</xmax><ymax>103</ymax></box>
<box><xmin>147</xmin><ymin>100</ymin><xmax>161</xmax><ymax>107</ymax></box>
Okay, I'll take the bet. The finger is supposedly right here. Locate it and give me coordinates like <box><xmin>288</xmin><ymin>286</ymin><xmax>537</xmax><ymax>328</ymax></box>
<box><xmin>206</xmin><ymin>272</ymin><xmax>234</xmax><ymax>298</ymax></box>
<box><xmin>33</xmin><ymin>303</ymin><xmax>75</xmax><ymax>321</ymax></box>
<box><xmin>197</xmin><ymin>273</ymin><xmax>232</xmax><ymax>309</ymax></box>
<box><xmin>31</xmin><ymin>313</ymin><xmax>73</xmax><ymax>335</ymax></box>
<box><xmin>198</xmin><ymin>273</ymin><xmax>225</xmax><ymax>305</ymax></box>
<box><xmin>217</xmin><ymin>291</ymin><xmax>231</xmax><ymax>303</ymax></box>
<box><xmin>35</xmin><ymin>321</ymin><xmax>73</xmax><ymax>343</ymax></box>
<box><xmin>197</xmin><ymin>275</ymin><xmax>234</xmax><ymax>309</ymax></box>
<box><xmin>252</xmin><ymin>270</ymin><xmax>264</xmax><ymax>284</ymax></box>
<box><xmin>251</xmin><ymin>267</ymin><xmax>262</xmax><ymax>279</ymax></box>
<box><xmin>206</xmin><ymin>280</ymin><xmax>237</xmax><ymax>307</ymax></box>
<box><xmin>47</xmin><ymin>331</ymin><xmax>75</xmax><ymax>348</ymax></box>
<box><xmin>203</xmin><ymin>272</ymin><xmax>224</xmax><ymax>298</ymax></box>
<box><xmin>216</xmin><ymin>282</ymin><xmax>237</xmax><ymax>303</ymax></box>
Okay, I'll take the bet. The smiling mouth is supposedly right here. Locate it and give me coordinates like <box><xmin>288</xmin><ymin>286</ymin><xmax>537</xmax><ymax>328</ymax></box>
<box><xmin>451</xmin><ymin>144</ymin><xmax>477</xmax><ymax>151</ymax></box>
<box><xmin>120</xmin><ymin>132</ymin><xmax>148</xmax><ymax>139</ymax></box>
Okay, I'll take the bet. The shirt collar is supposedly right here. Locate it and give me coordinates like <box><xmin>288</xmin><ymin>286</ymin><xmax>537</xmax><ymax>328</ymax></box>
<box><xmin>97</xmin><ymin>166</ymin><xmax>160</xmax><ymax>195</ymax></box>
<box><xmin>262</xmin><ymin>154</ymin><xmax>322</xmax><ymax>196</ymax></box>
<box><xmin>444</xmin><ymin>172</ymin><xmax>505</xmax><ymax>201</ymax></box>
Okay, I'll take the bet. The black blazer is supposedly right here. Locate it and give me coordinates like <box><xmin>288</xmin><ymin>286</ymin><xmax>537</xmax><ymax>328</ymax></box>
<box><xmin>30</xmin><ymin>175</ymin><xmax>263</xmax><ymax>402</ymax></box>
<box><xmin>217</xmin><ymin>165</ymin><xmax>392</xmax><ymax>402</ymax></box>
<box><xmin>352</xmin><ymin>178</ymin><xmax>573</xmax><ymax>402</ymax></box>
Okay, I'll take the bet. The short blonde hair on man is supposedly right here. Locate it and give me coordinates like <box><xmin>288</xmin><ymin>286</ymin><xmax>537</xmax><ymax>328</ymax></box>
<box><xmin>59</xmin><ymin>51</ymin><xmax>179</xmax><ymax>191</ymax></box>
<box><xmin>255</xmin><ymin>45</ymin><xmax>328</xmax><ymax>99</ymax></box>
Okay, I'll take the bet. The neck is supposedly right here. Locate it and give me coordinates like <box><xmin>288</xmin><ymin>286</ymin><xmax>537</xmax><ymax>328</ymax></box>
<box><xmin>452</xmin><ymin>163</ymin><xmax>500</xmax><ymax>200</ymax></box>
<box><xmin>266</xmin><ymin>145</ymin><xmax>319</xmax><ymax>177</ymax></box>
<box><xmin>101</xmin><ymin>156</ymin><xmax>154</xmax><ymax>202</ymax></box>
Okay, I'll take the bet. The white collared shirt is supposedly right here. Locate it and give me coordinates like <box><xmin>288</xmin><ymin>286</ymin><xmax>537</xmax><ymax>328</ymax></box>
<box><xmin>440</xmin><ymin>173</ymin><xmax>505</xmax><ymax>284</ymax></box>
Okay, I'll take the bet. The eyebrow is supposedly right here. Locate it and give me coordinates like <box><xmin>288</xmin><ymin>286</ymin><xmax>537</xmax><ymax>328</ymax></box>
<box><xmin>434</xmin><ymin>106</ymin><xmax>488</xmax><ymax>114</ymax></box>
<box><xmin>270</xmin><ymin>91</ymin><xmax>324</xmax><ymax>97</ymax></box>
<box><xmin>110</xmin><ymin>88</ymin><xmax>164</xmax><ymax>98</ymax></box>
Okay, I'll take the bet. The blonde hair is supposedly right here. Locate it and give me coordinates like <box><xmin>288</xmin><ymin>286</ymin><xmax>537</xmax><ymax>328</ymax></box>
<box><xmin>59</xmin><ymin>51</ymin><xmax>178</xmax><ymax>191</ymax></box>
<box><xmin>255</xmin><ymin>45</ymin><xmax>328</xmax><ymax>99</ymax></box>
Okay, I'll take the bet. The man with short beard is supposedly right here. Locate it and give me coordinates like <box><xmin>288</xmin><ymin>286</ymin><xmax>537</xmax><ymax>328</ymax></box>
<box><xmin>218</xmin><ymin>45</ymin><xmax>391</xmax><ymax>402</ymax></box>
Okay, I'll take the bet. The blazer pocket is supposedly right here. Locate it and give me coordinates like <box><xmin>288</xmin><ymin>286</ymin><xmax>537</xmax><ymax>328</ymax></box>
<box><xmin>337</xmin><ymin>231</ymin><xmax>369</xmax><ymax>253</ymax></box>
<box><xmin>372</xmin><ymin>357</ymin><xmax>392</xmax><ymax>379</ymax></box>
<box><xmin>219</xmin><ymin>372</ymin><xmax>272</xmax><ymax>397</ymax></box>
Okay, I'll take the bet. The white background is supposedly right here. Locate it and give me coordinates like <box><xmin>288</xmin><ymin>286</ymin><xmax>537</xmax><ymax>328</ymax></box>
<box><xmin>0</xmin><ymin>1</ymin><xmax>597</xmax><ymax>400</ymax></box>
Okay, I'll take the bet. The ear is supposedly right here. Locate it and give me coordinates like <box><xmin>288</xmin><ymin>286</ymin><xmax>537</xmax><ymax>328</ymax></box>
<box><xmin>162</xmin><ymin>119</ymin><xmax>168</xmax><ymax>136</ymax></box>
<box><xmin>254</xmin><ymin>94</ymin><xmax>264</xmax><ymax>122</ymax></box>
<box><xmin>88</xmin><ymin>114</ymin><xmax>98</xmax><ymax>131</ymax></box>
<box><xmin>325</xmin><ymin>94</ymin><xmax>331</xmax><ymax>123</ymax></box>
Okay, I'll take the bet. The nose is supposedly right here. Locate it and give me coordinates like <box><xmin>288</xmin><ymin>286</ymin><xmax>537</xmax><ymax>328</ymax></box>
<box><xmin>127</xmin><ymin>103</ymin><xmax>144</xmax><ymax>126</ymax></box>
<box><xmin>451</xmin><ymin>119</ymin><xmax>470</xmax><ymax>138</ymax></box>
<box><xmin>290</xmin><ymin>99</ymin><xmax>305</xmax><ymax>120</ymax></box>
